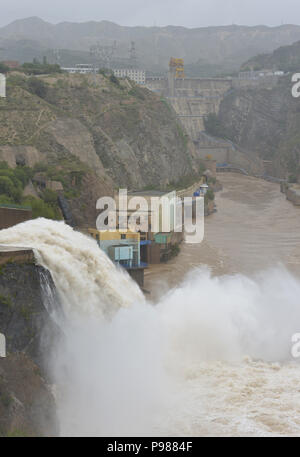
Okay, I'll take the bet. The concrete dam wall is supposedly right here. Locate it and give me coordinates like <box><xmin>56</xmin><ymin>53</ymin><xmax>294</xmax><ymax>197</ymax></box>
<box><xmin>146</xmin><ymin>74</ymin><xmax>268</xmax><ymax>174</ymax></box>
<box><xmin>147</xmin><ymin>77</ymin><xmax>232</xmax><ymax>135</ymax></box>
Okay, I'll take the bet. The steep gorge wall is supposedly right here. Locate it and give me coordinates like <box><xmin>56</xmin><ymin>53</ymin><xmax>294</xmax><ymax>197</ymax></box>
<box><xmin>216</xmin><ymin>76</ymin><xmax>299</xmax><ymax>178</ymax></box>
<box><xmin>0</xmin><ymin>261</ymin><xmax>59</xmax><ymax>436</ymax></box>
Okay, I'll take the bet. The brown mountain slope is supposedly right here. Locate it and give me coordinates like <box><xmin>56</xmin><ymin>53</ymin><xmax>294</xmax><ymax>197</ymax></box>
<box><xmin>0</xmin><ymin>72</ymin><xmax>198</xmax><ymax>225</ymax></box>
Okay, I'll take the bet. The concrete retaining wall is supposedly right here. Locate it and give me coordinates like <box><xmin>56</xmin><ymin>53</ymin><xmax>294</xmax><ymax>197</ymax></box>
<box><xmin>0</xmin><ymin>207</ymin><xmax>32</xmax><ymax>230</ymax></box>
<box><xmin>0</xmin><ymin>248</ymin><xmax>34</xmax><ymax>266</ymax></box>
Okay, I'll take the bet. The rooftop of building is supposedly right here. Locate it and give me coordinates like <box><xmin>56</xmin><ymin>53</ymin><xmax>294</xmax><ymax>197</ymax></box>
<box><xmin>128</xmin><ymin>190</ymin><xmax>169</xmax><ymax>197</ymax></box>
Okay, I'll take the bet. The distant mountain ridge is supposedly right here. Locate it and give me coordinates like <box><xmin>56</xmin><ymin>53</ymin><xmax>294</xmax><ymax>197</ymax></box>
<box><xmin>2</xmin><ymin>17</ymin><xmax>300</xmax><ymax>75</ymax></box>
<box><xmin>241</xmin><ymin>40</ymin><xmax>300</xmax><ymax>73</ymax></box>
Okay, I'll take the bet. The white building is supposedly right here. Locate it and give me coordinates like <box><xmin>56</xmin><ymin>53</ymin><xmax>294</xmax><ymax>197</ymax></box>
<box><xmin>62</xmin><ymin>64</ymin><xmax>97</xmax><ymax>74</ymax></box>
<box><xmin>238</xmin><ymin>70</ymin><xmax>285</xmax><ymax>80</ymax></box>
<box><xmin>0</xmin><ymin>74</ymin><xmax>6</xmax><ymax>98</ymax></box>
<box><xmin>113</xmin><ymin>69</ymin><xmax>146</xmax><ymax>85</ymax></box>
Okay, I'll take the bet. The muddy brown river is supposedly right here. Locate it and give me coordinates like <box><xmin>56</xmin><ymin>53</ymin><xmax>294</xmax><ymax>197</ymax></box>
<box><xmin>145</xmin><ymin>173</ymin><xmax>300</xmax><ymax>297</ymax></box>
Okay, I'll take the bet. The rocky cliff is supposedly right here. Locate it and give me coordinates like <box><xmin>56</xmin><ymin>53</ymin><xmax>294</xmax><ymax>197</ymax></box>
<box><xmin>0</xmin><ymin>72</ymin><xmax>198</xmax><ymax>226</ymax></box>
<box><xmin>213</xmin><ymin>75</ymin><xmax>300</xmax><ymax>179</ymax></box>
<box><xmin>0</xmin><ymin>262</ymin><xmax>59</xmax><ymax>436</ymax></box>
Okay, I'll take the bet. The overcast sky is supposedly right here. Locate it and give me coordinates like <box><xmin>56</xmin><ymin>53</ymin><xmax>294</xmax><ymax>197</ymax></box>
<box><xmin>0</xmin><ymin>0</ymin><xmax>300</xmax><ymax>28</ymax></box>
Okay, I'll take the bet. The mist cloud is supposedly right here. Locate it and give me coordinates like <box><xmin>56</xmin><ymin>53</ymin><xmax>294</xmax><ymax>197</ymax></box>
<box><xmin>0</xmin><ymin>0</ymin><xmax>300</xmax><ymax>28</ymax></box>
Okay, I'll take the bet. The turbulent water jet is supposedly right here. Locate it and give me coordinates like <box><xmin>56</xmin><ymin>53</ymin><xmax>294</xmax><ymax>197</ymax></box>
<box><xmin>0</xmin><ymin>218</ymin><xmax>144</xmax><ymax>316</ymax></box>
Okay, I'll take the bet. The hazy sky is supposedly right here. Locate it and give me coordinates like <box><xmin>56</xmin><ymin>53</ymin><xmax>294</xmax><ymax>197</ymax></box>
<box><xmin>0</xmin><ymin>0</ymin><xmax>300</xmax><ymax>28</ymax></box>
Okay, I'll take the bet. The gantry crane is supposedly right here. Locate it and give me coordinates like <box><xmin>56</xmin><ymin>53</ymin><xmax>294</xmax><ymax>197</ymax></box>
<box><xmin>169</xmin><ymin>57</ymin><xmax>185</xmax><ymax>79</ymax></box>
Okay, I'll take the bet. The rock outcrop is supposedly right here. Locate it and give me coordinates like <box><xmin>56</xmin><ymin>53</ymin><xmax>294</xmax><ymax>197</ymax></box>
<box><xmin>215</xmin><ymin>76</ymin><xmax>300</xmax><ymax>179</ymax></box>
<box><xmin>0</xmin><ymin>353</ymin><xmax>57</xmax><ymax>436</ymax></box>
<box><xmin>0</xmin><ymin>262</ymin><xmax>59</xmax><ymax>436</ymax></box>
<box><xmin>0</xmin><ymin>73</ymin><xmax>199</xmax><ymax>226</ymax></box>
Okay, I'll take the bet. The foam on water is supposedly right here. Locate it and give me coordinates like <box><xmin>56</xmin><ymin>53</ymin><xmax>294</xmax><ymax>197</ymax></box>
<box><xmin>1</xmin><ymin>218</ymin><xmax>300</xmax><ymax>436</ymax></box>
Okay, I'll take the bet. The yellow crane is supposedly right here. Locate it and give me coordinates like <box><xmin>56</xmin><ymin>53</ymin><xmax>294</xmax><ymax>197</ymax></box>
<box><xmin>169</xmin><ymin>57</ymin><xmax>185</xmax><ymax>79</ymax></box>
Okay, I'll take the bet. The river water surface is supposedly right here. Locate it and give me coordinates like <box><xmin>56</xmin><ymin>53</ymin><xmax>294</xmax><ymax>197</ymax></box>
<box><xmin>145</xmin><ymin>173</ymin><xmax>300</xmax><ymax>295</ymax></box>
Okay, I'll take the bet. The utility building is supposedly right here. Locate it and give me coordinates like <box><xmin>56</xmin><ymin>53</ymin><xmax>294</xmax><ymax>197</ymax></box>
<box><xmin>114</xmin><ymin>190</ymin><xmax>183</xmax><ymax>264</ymax></box>
<box><xmin>88</xmin><ymin>229</ymin><xmax>147</xmax><ymax>288</ymax></box>
<box><xmin>62</xmin><ymin>64</ymin><xmax>96</xmax><ymax>74</ymax></box>
<box><xmin>112</xmin><ymin>69</ymin><xmax>146</xmax><ymax>85</ymax></box>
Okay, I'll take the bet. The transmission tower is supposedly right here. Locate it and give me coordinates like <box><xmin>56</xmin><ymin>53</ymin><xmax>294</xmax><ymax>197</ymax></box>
<box><xmin>90</xmin><ymin>41</ymin><xmax>117</xmax><ymax>70</ymax></box>
<box><xmin>129</xmin><ymin>41</ymin><xmax>138</xmax><ymax>69</ymax></box>
<box><xmin>53</xmin><ymin>49</ymin><xmax>61</xmax><ymax>65</ymax></box>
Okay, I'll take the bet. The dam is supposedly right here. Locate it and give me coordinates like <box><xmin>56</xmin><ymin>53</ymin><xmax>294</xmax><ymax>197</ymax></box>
<box><xmin>146</xmin><ymin>75</ymin><xmax>232</xmax><ymax>134</ymax></box>
<box><xmin>146</xmin><ymin>61</ymin><xmax>279</xmax><ymax>175</ymax></box>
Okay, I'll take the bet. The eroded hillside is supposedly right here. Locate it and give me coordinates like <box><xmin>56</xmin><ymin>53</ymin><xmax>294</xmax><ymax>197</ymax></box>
<box><xmin>0</xmin><ymin>72</ymin><xmax>198</xmax><ymax>226</ymax></box>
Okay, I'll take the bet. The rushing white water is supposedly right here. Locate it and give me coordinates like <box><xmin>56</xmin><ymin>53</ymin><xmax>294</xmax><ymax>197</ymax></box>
<box><xmin>0</xmin><ymin>218</ymin><xmax>143</xmax><ymax>316</ymax></box>
<box><xmin>1</xmin><ymin>218</ymin><xmax>300</xmax><ymax>436</ymax></box>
